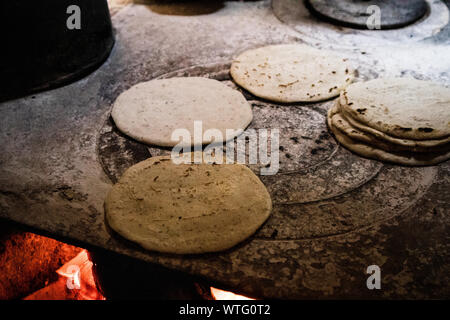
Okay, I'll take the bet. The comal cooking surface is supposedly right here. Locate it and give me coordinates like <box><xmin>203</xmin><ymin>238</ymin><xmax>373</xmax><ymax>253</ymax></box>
<box><xmin>0</xmin><ymin>1</ymin><xmax>449</xmax><ymax>298</ymax></box>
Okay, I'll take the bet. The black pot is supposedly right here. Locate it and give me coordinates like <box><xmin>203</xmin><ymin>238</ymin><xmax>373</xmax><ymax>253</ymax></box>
<box><xmin>0</xmin><ymin>0</ymin><xmax>114</xmax><ymax>102</ymax></box>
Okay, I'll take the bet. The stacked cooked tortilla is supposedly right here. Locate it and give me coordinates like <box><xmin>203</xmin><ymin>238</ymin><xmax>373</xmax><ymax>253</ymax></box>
<box><xmin>327</xmin><ymin>78</ymin><xmax>450</xmax><ymax>165</ymax></box>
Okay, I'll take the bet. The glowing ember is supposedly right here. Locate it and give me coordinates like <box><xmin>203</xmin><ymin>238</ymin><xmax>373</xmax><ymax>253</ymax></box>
<box><xmin>210</xmin><ymin>287</ymin><xmax>254</xmax><ymax>300</ymax></box>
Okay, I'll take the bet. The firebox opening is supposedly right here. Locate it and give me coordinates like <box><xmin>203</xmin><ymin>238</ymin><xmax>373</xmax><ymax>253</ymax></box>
<box><xmin>0</xmin><ymin>222</ymin><xmax>246</xmax><ymax>300</ymax></box>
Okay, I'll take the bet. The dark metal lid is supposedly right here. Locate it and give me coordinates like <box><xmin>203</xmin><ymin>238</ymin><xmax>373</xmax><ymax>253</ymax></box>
<box><xmin>0</xmin><ymin>0</ymin><xmax>114</xmax><ymax>102</ymax></box>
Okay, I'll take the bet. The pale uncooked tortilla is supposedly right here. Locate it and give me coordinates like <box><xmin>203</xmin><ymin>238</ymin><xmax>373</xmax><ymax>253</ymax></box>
<box><xmin>111</xmin><ymin>77</ymin><xmax>253</xmax><ymax>147</ymax></box>
<box><xmin>105</xmin><ymin>156</ymin><xmax>272</xmax><ymax>254</ymax></box>
<box><xmin>339</xmin><ymin>78</ymin><xmax>450</xmax><ymax>140</ymax></box>
<box><xmin>230</xmin><ymin>44</ymin><xmax>354</xmax><ymax>103</ymax></box>
<box><xmin>328</xmin><ymin>119</ymin><xmax>450</xmax><ymax>166</ymax></box>
<box><xmin>328</xmin><ymin>102</ymin><xmax>450</xmax><ymax>153</ymax></box>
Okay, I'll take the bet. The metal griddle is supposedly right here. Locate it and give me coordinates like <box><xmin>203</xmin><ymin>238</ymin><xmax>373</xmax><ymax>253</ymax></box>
<box><xmin>0</xmin><ymin>1</ymin><xmax>449</xmax><ymax>299</ymax></box>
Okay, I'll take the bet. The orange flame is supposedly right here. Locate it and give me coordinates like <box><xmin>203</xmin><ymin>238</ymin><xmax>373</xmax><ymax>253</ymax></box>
<box><xmin>56</xmin><ymin>250</ymin><xmax>105</xmax><ymax>300</ymax></box>
<box><xmin>210</xmin><ymin>287</ymin><xmax>254</xmax><ymax>300</ymax></box>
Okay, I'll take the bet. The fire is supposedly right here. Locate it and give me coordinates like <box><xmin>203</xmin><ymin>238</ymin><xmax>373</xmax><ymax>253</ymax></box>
<box><xmin>24</xmin><ymin>249</ymin><xmax>104</xmax><ymax>300</ymax></box>
<box><xmin>210</xmin><ymin>287</ymin><xmax>254</xmax><ymax>300</ymax></box>
<box><xmin>25</xmin><ymin>247</ymin><xmax>253</xmax><ymax>300</ymax></box>
<box><xmin>57</xmin><ymin>252</ymin><xmax>254</xmax><ymax>300</ymax></box>
<box><xmin>56</xmin><ymin>250</ymin><xmax>105</xmax><ymax>300</ymax></box>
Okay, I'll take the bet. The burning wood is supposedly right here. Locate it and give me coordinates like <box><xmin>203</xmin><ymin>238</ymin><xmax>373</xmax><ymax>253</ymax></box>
<box><xmin>25</xmin><ymin>250</ymin><xmax>104</xmax><ymax>300</ymax></box>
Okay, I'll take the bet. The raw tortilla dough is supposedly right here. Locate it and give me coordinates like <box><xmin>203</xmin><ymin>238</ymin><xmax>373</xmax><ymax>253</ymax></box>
<box><xmin>230</xmin><ymin>44</ymin><xmax>354</xmax><ymax>103</ymax></box>
<box><xmin>339</xmin><ymin>78</ymin><xmax>450</xmax><ymax>140</ymax></box>
<box><xmin>111</xmin><ymin>77</ymin><xmax>253</xmax><ymax>147</ymax></box>
<box><xmin>105</xmin><ymin>156</ymin><xmax>272</xmax><ymax>254</ymax></box>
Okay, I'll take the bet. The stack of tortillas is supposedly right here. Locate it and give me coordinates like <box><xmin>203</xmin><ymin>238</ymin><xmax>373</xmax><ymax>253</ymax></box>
<box><xmin>327</xmin><ymin>78</ymin><xmax>450</xmax><ymax>165</ymax></box>
<box><xmin>105</xmin><ymin>155</ymin><xmax>272</xmax><ymax>254</ymax></box>
<box><xmin>230</xmin><ymin>44</ymin><xmax>355</xmax><ymax>103</ymax></box>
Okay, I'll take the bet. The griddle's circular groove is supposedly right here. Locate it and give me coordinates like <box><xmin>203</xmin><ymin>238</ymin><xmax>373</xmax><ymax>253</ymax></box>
<box><xmin>305</xmin><ymin>0</ymin><xmax>429</xmax><ymax>30</ymax></box>
<box><xmin>97</xmin><ymin>62</ymin><xmax>436</xmax><ymax>242</ymax></box>
<box><xmin>261</xmin><ymin>148</ymin><xmax>384</xmax><ymax>205</ymax></box>
<box><xmin>155</xmin><ymin>61</ymin><xmax>232</xmax><ymax>81</ymax></box>
<box><xmin>255</xmin><ymin>165</ymin><xmax>437</xmax><ymax>240</ymax></box>
<box><xmin>254</xmin><ymin>175</ymin><xmax>434</xmax><ymax>242</ymax></box>
<box><xmin>97</xmin><ymin>117</ymin><xmax>152</xmax><ymax>183</ymax></box>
